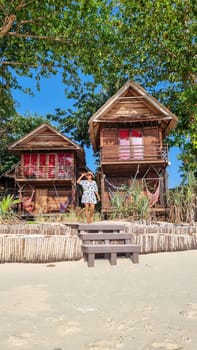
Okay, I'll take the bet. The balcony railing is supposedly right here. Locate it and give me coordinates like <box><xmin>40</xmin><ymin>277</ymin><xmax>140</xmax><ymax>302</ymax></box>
<box><xmin>15</xmin><ymin>166</ymin><xmax>73</xmax><ymax>180</ymax></box>
<box><xmin>101</xmin><ymin>144</ymin><xmax>168</xmax><ymax>162</ymax></box>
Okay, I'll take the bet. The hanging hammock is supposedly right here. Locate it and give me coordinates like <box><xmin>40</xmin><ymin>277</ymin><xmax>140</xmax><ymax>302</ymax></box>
<box><xmin>19</xmin><ymin>184</ymin><xmax>35</xmax><ymax>212</ymax></box>
<box><xmin>53</xmin><ymin>182</ymin><xmax>70</xmax><ymax>213</ymax></box>
<box><xmin>104</xmin><ymin>165</ymin><xmax>140</xmax><ymax>200</ymax></box>
<box><xmin>104</xmin><ymin>177</ymin><xmax>125</xmax><ymax>202</ymax></box>
<box><xmin>144</xmin><ymin>179</ymin><xmax>161</xmax><ymax>207</ymax></box>
<box><xmin>104</xmin><ymin>177</ymin><xmax>135</xmax><ymax>207</ymax></box>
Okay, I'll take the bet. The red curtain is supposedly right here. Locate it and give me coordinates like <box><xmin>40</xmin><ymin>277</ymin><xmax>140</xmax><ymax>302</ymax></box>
<box><xmin>66</xmin><ymin>153</ymin><xmax>72</xmax><ymax>165</ymax></box>
<box><xmin>58</xmin><ymin>153</ymin><xmax>64</xmax><ymax>165</ymax></box>
<box><xmin>119</xmin><ymin>130</ymin><xmax>129</xmax><ymax>139</ymax></box>
<box><xmin>48</xmin><ymin>154</ymin><xmax>55</xmax><ymax>178</ymax></box>
<box><xmin>39</xmin><ymin>154</ymin><xmax>46</xmax><ymax>177</ymax></box>
<box><xmin>131</xmin><ymin>130</ymin><xmax>142</xmax><ymax>137</ymax></box>
<box><xmin>31</xmin><ymin>153</ymin><xmax>37</xmax><ymax>166</ymax></box>
<box><xmin>131</xmin><ymin>129</ymin><xmax>143</xmax><ymax>160</ymax></box>
<box><xmin>23</xmin><ymin>153</ymin><xmax>37</xmax><ymax>176</ymax></box>
<box><xmin>119</xmin><ymin>130</ymin><xmax>130</xmax><ymax>160</ymax></box>
<box><xmin>24</xmin><ymin>153</ymin><xmax>30</xmax><ymax>166</ymax></box>
<box><xmin>40</xmin><ymin>153</ymin><xmax>46</xmax><ymax>165</ymax></box>
<box><xmin>49</xmin><ymin>154</ymin><xmax>55</xmax><ymax>166</ymax></box>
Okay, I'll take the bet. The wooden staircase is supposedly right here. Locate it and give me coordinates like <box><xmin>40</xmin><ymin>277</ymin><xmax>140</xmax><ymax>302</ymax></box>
<box><xmin>78</xmin><ymin>223</ymin><xmax>141</xmax><ymax>267</ymax></box>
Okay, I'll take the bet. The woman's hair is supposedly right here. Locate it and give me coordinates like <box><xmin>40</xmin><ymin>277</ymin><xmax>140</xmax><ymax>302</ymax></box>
<box><xmin>86</xmin><ymin>171</ymin><xmax>94</xmax><ymax>179</ymax></box>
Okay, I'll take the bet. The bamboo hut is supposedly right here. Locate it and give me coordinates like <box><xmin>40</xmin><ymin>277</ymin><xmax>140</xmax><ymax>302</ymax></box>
<box><xmin>2</xmin><ymin>123</ymin><xmax>86</xmax><ymax>215</ymax></box>
<box><xmin>88</xmin><ymin>81</ymin><xmax>178</xmax><ymax>218</ymax></box>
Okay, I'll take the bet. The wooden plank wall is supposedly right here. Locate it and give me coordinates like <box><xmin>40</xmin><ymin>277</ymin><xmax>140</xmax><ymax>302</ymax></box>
<box><xmin>101</xmin><ymin>127</ymin><xmax>160</xmax><ymax>147</ymax></box>
<box><xmin>103</xmin><ymin>96</ymin><xmax>156</xmax><ymax>120</ymax></box>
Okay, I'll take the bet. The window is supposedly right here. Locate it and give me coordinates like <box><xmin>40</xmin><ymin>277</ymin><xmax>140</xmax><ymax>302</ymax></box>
<box><xmin>57</xmin><ymin>153</ymin><xmax>72</xmax><ymax>178</ymax></box>
<box><xmin>119</xmin><ymin>130</ymin><xmax>130</xmax><ymax>160</ymax></box>
<box><xmin>119</xmin><ymin>129</ymin><xmax>144</xmax><ymax>160</ymax></box>
<box><xmin>23</xmin><ymin>153</ymin><xmax>37</xmax><ymax>177</ymax></box>
<box><xmin>130</xmin><ymin>129</ymin><xmax>144</xmax><ymax>160</ymax></box>
<box><xmin>23</xmin><ymin>152</ymin><xmax>73</xmax><ymax>178</ymax></box>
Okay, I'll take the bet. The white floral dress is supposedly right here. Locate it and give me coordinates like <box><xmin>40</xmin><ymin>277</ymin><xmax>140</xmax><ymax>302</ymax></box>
<box><xmin>79</xmin><ymin>180</ymin><xmax>98</xmax><ymax>204</ymax></box>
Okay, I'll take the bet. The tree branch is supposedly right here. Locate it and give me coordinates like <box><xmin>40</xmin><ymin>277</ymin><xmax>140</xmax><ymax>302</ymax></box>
<box><xmin>0</xmin><ymin>4</ymin><xmax>6</xmax><ymax>14</ymax></box>
<box><xmin>162</xmin><ymin>48</ymin><xmax>178</xmax><ymax>59</ymax></box>
<box><xmin>0</xmin><ymin>60</ymin><xmax>62</xmax><ymax>69</ymax></box>
<box><xmin>0</xmin><ymin>14</ymin><xmax>16</xmax><ymax>37</ymax></box>
<box><xmin>7</xmin><ymin>31</ymin><xmax>70</xmax><ymax>43</ymax></box>
<box><xmin>15</xmin><ymin>0</ymin><xmax>25</xmax><ymax>11</ymax></box>
<box><xmin>16</xmin><ymin>0</ymin><xmax>37</xmax><ymax>12</ymax></box>
<box><xmin>18</xmin><ymin>18</ymin><xmax>44</xmax><ymax>25</ymax></box>
<box><xmin>0</xmin><ymin>61</ymin><xmax>40</xmax><ymax>68</ymax></box>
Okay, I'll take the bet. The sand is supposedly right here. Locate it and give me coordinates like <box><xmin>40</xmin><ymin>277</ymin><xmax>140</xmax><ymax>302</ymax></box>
<box><xmin>0</xmin><ymin>250</ymin><xmax>197</xmax><ymax>350</ymax></box>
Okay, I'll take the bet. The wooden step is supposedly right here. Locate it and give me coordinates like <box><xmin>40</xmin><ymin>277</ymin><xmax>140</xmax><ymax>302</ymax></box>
<box><xmin>79</xmin><ymin>233</ymin><xmax>132</xmax><ymax>242</ymax></box>
<box><xmin>82</xmin><ymin>243</ymin><xmax>140</xmax><ymax>267</ymax></box>
<box><xmin>78</xmin><ymin>223</ymin><xmax>125</xmax><ymax>233</ymax></box>
<box><xmin>78</xmin><ymin>223</ymin><xmax>141</xmax><ymax>267</ymax></box>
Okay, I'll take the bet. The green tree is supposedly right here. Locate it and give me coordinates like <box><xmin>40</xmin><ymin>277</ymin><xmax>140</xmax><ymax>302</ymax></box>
<box><xmin>47</xmin><ymin>81</ymin><xmax>121</xmax><ymax>146</ymax></box>
<box><xmin>0</xmin><ymin>0</ymin><xmax>114</xmax><ymax>172</ymax></box>
<box><xmin>0</xmin><ymin>114</ymin><xmax>45</xmax><ymax>175</ymax></box>
<box><xmin>0</xmin><ymin>0</ymin><xmax>196</xmax><ymax>174</ymax></box>
<box><xmin>0</xmin><ymin>0</ymin><xmax>118</xmax><ymax>164</ymax></box>
<box><xmin>0</xmin><ymin>0</ymin><xmax>117</xmax><ymax>102</ymax></box>
<box><xmin>47</xmin><ymin>1</ymin><xmax>196</xmax><ymax>174</ymax></box>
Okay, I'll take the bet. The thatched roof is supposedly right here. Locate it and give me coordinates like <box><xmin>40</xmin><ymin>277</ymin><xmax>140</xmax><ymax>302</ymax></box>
<box><xmin>88</xmin><ymin>80</ymin><xmax>178</xmax><ymax>151</ymax></box>
<box><xmin>9</xmin><ymin>123</ymin><xmax>85</xmax><ymax>165</ymax></box>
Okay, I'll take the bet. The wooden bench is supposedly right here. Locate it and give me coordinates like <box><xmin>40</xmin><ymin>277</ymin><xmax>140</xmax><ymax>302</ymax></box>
<box><xmin>78</xmin><ymin>225</ymin><xmax>141</xmax><ymax>267</ymax></box>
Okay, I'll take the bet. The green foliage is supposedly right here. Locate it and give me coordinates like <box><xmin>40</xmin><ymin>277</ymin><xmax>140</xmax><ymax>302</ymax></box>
<box><xmin>131</xmin><ymin>185</ymin><xmax>150</xmax><ymax>221</ymax></box>
<box><xmin>46</xmin><ymin>80</ymin><xmax>124</xmax><ymax>161</ymax></box>
<box><xmin>109</xmin><ymin>183</ymin><xmax>150</xmax><ymax>222</ymax></box>
<box><xmin>109</xmin><ymin>187</ymin><xmax>127</xmax><ymax>219</ymax></box>
<box><xmin>0</xmin><ymin>0</ymin><xmax>117</xmax><ymax>99</ymax></box>
<box><xmin>35</xmin><ymin>208</ymin><xmax>102</xmax><ymax>223</ymax></box>
<box><xmin>0</xmin><ymin>0</ymin><xmax>196</xmax><ymax>175</ymax></box>
<box><xmin>62</xmin><ymin>207</ymin><xmax>101</xmax><ymax>223</ymax></box>
<box><xmin>168</xmin><ymin>171</ymin><xmax>197</xmax><ymax>223</ymax></box>
<box><xmin>47</xmin><ymin>81</ymin><xmax>115</xmax><ymax>146</ymax></box>
<box><xmin>0</xmin><ymin>113</ymin><xmax>46</xmax><ymax>175</ymax></box>
<box><xmin>0</xmin><ymin>194</ymin><xmax>20</xmax><ymax>223</ymax></box>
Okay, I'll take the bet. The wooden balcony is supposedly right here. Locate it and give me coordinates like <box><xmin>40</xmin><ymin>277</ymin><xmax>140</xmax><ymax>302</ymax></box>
<box><xmin>101</xmin><ymin>144</ymin><xmax>168</xmax><ymax>163</ymax></box>
<box><xmin>15</xmin><ymin>165</ymin><xmax>73</xmax><ymax>181</ymax></box>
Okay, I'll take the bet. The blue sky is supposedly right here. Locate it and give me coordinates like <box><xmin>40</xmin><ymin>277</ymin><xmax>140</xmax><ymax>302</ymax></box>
<box><xmin>12</xmin><ymin>72</ymin><xmax>183</xmax><ymax>189</ymax></box>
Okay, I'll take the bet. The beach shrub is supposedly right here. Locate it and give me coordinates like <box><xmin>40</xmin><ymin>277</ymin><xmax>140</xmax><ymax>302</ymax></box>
<box><xmin>62</xmin><ymin>207</ymin><xmax>102</xmax><ymax>223</ymax></box>
<box><xmin>35</xmin><ymin>207</ymin><xmax>102</xmax><ymax>223</ymax></box>
<box><xmin>109</xmin><ymin>183</ymin><xmax>150</xmax><ymax>222</ymax></box>
<box><xmin>0</xmin><ymin>194</ymin><xmax>21</xmax><ymax>223</ymax></box>
<box><xmin>168</xmin><ymin>171</ymin><xmax>197</xmax><ymax>224</ymax></box>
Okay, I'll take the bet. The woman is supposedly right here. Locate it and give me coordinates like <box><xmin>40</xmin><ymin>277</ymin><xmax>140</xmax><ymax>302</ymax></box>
<box><xmin>77</xmin><ymin>171</ymin><xmax>100</xmax><ymax>223</ymax></box>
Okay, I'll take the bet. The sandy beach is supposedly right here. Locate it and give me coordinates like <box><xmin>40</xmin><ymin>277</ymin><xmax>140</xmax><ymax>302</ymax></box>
<box><xmin>0</xmin><ymin>250</ymin><xmax>197</xmax><ymax>350</ymax></box>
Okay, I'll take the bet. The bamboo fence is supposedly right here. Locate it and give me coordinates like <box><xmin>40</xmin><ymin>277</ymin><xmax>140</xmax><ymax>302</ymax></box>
<box><xmin>0</xmin><ymin>223</ymin><xmax>78</xmax><ymax>236</ymax></box>
<box><xmin>0</xmin><ymin>234</ymin><xmax>82</xmax><ymax>263</ymax></box>
<box><xmin>0</xmin><ymin>222</ymin><xmax>196</xmax><ymax>263</ymax></box>
<box><xmin>133</xmin><ymin>233</ymin><xmax>197</xmax><ymax>254</ymax></box>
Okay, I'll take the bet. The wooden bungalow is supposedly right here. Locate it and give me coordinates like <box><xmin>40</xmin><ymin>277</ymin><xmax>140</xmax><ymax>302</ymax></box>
<box><xmin>5</xmin><ymin>123</ymin><xmax>85</xmax><ymax>215</ymax></box>
<box><xmin>88</xmin><ymin>80</ymin><xmax>178</xmax><ymax>218</ymax></box>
